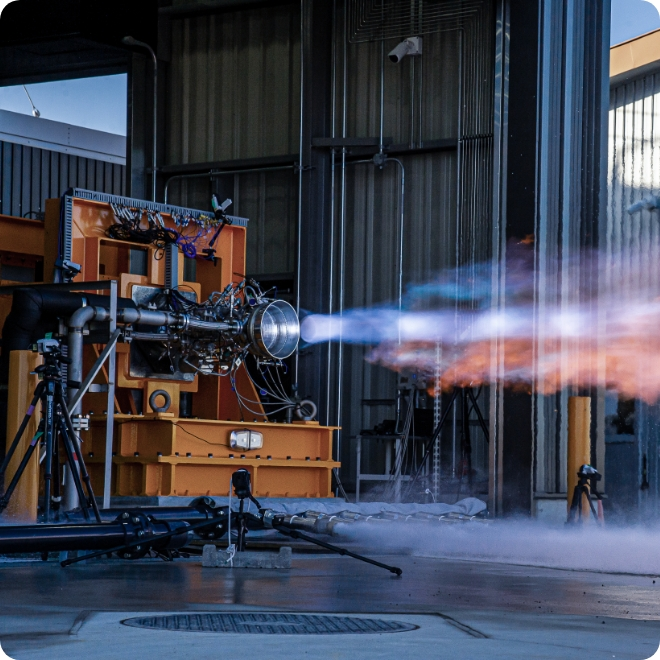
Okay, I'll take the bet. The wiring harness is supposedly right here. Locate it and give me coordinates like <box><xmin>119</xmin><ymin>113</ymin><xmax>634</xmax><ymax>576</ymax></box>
<box><xmin>106</xmin><ymin>197</ymin><xmax>230</xmax><ymax>259</ymax></box>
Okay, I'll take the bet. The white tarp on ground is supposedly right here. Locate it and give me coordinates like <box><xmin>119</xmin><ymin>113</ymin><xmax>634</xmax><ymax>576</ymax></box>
<box><xmin>258</xmin><ymin>497</ymin><xmax>487</xmax><ymax>517</ymax></box>
<box><xmin>106</xmin><ymin>495</ymin><xmax>487</xmax><ymax>517</ymax></box>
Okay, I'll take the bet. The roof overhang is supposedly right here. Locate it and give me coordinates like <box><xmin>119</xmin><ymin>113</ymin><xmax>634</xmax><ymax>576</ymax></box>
<box><xmin>611</xmin><ymin>29</ymin><xmax>660</xmax><ymax>86</ymax></box>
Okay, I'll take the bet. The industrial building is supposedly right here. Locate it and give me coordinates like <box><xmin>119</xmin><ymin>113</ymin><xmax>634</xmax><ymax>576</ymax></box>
<box><xmin>0</xmin><ymin>1</ymin><xmax>658</xmax><ymax>659</ymax></box>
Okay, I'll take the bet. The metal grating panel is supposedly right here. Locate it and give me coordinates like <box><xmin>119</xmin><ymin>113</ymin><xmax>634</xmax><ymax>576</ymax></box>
<box><xmin>68</xmin><ymin>188</ymin><xmax>249</xmax><ymax>227</ymax></box>
<box><xmin>122</xmin><ymin>613</ymin><xmax>418</xmax><ymax>634</ymax></box>
<box><xmin>348</xmin><ymin>0</ymin><xmax>485</xmax><ymax>43</ymax></box>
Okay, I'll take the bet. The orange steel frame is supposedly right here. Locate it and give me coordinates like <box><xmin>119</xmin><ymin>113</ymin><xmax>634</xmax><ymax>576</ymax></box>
<box><xmin>31</xmin><ymin>194</ymin><xmax>339</xmax><ymax>499</ymax></box>
<box><xmin>0</xmin><ymin>214</ymin><xmax>45</xmax><ymax>328</ymax></box>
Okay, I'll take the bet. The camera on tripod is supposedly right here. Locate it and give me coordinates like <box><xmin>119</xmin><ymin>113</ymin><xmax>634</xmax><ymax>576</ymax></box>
<box><xmin>33</xmin><ymin>338</ymin><xmax>62</xmax><ymax>356</ymax></box>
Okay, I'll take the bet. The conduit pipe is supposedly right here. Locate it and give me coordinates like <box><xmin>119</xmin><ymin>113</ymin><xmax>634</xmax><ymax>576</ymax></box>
<box><xmin>294</xmin><ymin>0</ymin><xmax>305</xmax><ymax>387</ymax></box>
<box><xmin>163</xmin><ymin>165</ymin><xmax>295</xmax><ymax>205</ymax></box>
<box><xmin>335</xmin><ymin>0</ymin><xmax>349</xmax><ymax>491</ymax></box>
<box><xmin>326</xmin><ymin>0</ymin><xmax>338</xmax><ymax>425</ymax></box>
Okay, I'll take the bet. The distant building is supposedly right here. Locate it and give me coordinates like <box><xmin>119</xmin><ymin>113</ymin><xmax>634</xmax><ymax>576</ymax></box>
<box><xmin>607</xmin><ymin>31</ymin><xmax>660</xmax><ymax>519</ymax></box>
<box><xmin>0</xmin><ymin>109</ymin><xmax>125</xmax><ymax>218</ymax></box>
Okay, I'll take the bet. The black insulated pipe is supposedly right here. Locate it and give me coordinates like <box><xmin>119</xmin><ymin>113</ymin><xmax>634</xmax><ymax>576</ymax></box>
<box><xmin>63</xmin><ymin>504</ymin><xmax>226</xmax><ymax>525</ymax></box>
<box><xmin>0</xmin><ymin>519</ymin><xmax>191</xmax><ymax>554</ymax></box>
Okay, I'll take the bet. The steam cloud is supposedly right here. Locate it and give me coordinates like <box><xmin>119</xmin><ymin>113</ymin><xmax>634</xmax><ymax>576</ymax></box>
<box><xmin>301</xmin><ymin>244</ymin><xmax>660</xmax><ymax>401</ymax></box>
<box><xmin>336</xmin><ymin>519</ymin><xmax>660</xmax><ymax>576</ymax></box>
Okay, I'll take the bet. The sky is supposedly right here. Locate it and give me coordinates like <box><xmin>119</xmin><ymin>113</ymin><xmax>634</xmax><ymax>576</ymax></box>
<box><xmin>0</xmin><ymin>76</ymin><xmax>128</xmax><ymax>135</ymax></box>
<box><xmin>612</xmin><ymin>0</ymin><xmax>660</xmax><ymax>45</ymax></box>
<box><xmin>0</xmin><ymin>0</ymin><xmax>657</xmax><ymax>136</ymax></box>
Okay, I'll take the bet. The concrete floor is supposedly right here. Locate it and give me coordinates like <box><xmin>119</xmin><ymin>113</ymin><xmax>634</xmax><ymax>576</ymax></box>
<box><xmin>0</xmin><ymin>553</ymin><xmax>659</xmax><ymax>659</ymax></box>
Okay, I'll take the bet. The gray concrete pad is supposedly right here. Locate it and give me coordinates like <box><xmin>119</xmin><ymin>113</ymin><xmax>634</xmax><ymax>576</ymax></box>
<box><xmin>2</xmin><ymin>610</ymin><xmax>658</xmax><ymax>660</ymax></box>
<box><xmin>0</xmin><ymin>555</ymin><xmax>658</xmax><ymax>659</ymax></box>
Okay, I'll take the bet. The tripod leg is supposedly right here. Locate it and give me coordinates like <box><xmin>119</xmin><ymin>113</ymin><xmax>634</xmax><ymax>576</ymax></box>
<box><xmin>52</xmin><ymin>438</ymin><xmax>62</xmax><ymax>519</ymax></box>
<box><xmin>585</xmin><ymin>489</ymin><xmax>599</xmax><ymax>519</ymax></box>
<box><xmin>0</xmin><ymin>382</ymin><xmax>44</xmax><ymax>480</ymax></box>
<box><xmin>0</xmin><ymin>423</ymin><xmax>44</xmax><ymax>512</ymax></box>
<box><xmin>236</xmin><ymin>500</ymin><xmax>247</xmax><ymax>552</ymax></box>
<box><xmin>42</xmin><ymin>383</ymin><xmax>57</xmax><ymax>523</ymax></box>
<box><xmin>57</xmin><ymin>386</ymin><xmax>101</xmax><ymax>522</ymax></box>
<box><xmin>274</xmin><ymin>525</ymin><xmax>402</xmax><ymax>576</ymax></box>
<box><xmin>57</xmin><ymin>420</ymin><xmax>91</xmax><ymax>521</ymax></box>
<box><xmin>567</xmin><ymin>484</ymin><xmax>581</xmax><ymax>523</ymax></box>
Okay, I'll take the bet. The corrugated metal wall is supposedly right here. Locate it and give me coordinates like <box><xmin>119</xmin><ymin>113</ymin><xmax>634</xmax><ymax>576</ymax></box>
<box><xmin>606</xmin><ymin>74</ymin><xmax>660</xmax><ymax>517</ymax></box>
<box><xmin>333</xmin><ymin>2</ymin><xmax>494</xmax><ymax>489</ymax></box>
<box><xmin>166</xmin><ymin>4</ymin><xmax>301</xmax><ymax>277</ymax></box>
<box><xmin>163</xmin><ymin>0</ymin><xmax>496</xmax><ymax>496</ymax></box>
<box><xmin>167</xmin><ymin>6</ymin><xmax>301</xmax><ymax>164</ymax></box>
<box><xmin>0</xmin><ymin>140</ymin><xmax>125</xmax><ymax>217</ymax></box>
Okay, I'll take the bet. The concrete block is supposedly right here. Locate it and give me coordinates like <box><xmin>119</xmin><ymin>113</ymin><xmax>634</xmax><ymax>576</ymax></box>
<box><xmin>202</xmin><ymin>545</ymin><xmax>292</xmax><ymax>569</ymax></box>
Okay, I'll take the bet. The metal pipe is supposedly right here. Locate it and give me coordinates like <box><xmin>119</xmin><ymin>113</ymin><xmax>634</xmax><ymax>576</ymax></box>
<box><xmin>123</xmin><ymin>37</ymin><xmax>157</xmax><ymax>202</ymax></box>
<box><xmin>67</xmin><ymin>305</ymin><xmax>178</xmax><ymax>391</ymax></box>
<box><xmin>379</xmin><ymin>30</ymin><xmax>385</xmax><ymax>155</ymax></box>
<box><xmin>164</xmin><ymin>165</ymin><xmax>295</xmax><ymax>205</ymax></box>
<box><xmin>104</xmin><ymin>280</ymin><xmax>118</xmax><ymax>508</ymax></box>
<box><xmin>294</xmin><ymin>0</ymin><xmax>305</xmax><ymax>387</ymax></box>
<box><xmin>117</xmin><ymin>308</ymin><xmax>178</xmax><ymax>326</ymax></box>
<box><xmin>69</xmin><ymin>305</ymin><xmax>234</xmax><ymax>336</ymax></box>
<box><xmin>336</xmin><ymin>0</ymin><xmax>349</xmax><ymax>482</ymax></box>
<box><xmin>418</xmin><ymin>39</ymin><xmax>423</xmax><ymax>148</ymax></box>
<box><xmin>67</xmin><ymin>330</ymin><xmax>121</xmax><ymax>418</ymax></box>
<box><xmin>67</xmin><ymin>306</ymin><xmax>97</xmax><ymax>412</ymax></box>
<box><xmin>66</xmin><ymin>304</ymin><xmax>108</xmax><ymax>513</ymax></box>
<box><xmin>0</xmin><ymin>520</ymin><xmax>190</xmax><ymax>555</ymax></box>
<box><xmin>450</xmin><ymin>30</ymin><xmax>464</xmax><ymax>485</ymax></box>
<box><xmin>410</xmin><ymin>56</ymin><xmax>415</xmax><ymax>149</ymax></box>
<box><xmin>65</xmin><ymin>305</ymin><xmax>92</xmax><ymax>513</ymax></box>
<box><xmin>180</xmin><ymin>317</ymin><xmax>233</xmax><ymax>333</ymax></box>
<box><xmin>326</xmin><ymin>0</ymin><xmax>338</xmax><ymax>426</ymax></box>
<box><xmin>389</xmin><ymin>157</ymin><xmax>405</xmax><ymax>327</ymax></box>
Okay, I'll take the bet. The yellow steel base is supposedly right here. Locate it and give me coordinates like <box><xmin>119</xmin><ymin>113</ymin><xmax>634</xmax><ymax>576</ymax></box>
<box><xmin>84</xmin><ymin>415</ymin><xmax>339</xmax><ymax>498</ymax></box>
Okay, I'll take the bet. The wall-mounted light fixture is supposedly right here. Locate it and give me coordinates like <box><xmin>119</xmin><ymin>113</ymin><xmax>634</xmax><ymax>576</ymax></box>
<box><xmin>388</xmin><ymin>36</ymin><xmax>422</xmax><ymax>64</ymax></box>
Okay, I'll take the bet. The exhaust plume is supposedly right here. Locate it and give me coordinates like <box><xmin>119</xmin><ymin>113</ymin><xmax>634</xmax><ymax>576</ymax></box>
<box><xmin>301</xmin><ymin>244</ymin><xmax>660</xmax><ymax>401</ymax></box>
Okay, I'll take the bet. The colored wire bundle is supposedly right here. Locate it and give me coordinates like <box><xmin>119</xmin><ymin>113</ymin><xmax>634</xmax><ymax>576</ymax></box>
<box><xmin>106</xmin><ymin>203</ymin><xmax>225</xmax><ymax>258</ymax></box>
<box><xmin>106</xmin><ymin>204</ymin><xmax>178</xmax><ymax>257</ymax></box>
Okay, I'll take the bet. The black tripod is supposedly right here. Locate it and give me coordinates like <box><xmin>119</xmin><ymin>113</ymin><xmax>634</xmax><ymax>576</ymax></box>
<box><xmin>410</xmin><ymin>387</ymin><xmax>489</xmax><ymax>499</ymax></box>
<box><xmin>567</xmin><ymin>464</ymin><xmax>604</xmax><ymax>525</ymax></box>
<box><xmin>0</xmin><ymin>342</ymin><xmax>101</xmax><ymax>523</ymax></box>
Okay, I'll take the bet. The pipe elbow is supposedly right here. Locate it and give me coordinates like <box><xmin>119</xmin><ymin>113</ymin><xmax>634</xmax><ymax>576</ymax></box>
<box><xmin>68</xmin><ymin>306</ymin><xmax>100</xmax><ymax>331</ymax></box>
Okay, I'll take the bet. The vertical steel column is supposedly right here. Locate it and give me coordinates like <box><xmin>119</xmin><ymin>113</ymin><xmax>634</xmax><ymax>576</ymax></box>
<box><xmin>336</xmin><ymin>0</ymin><xmax>348</xmax><ymax>476</ymax></box>
<box><xmin>326</xmin><ymin>0</ymin><xmax>338</xmax><ymax>424</ymax></box>
<box><xmin>490</xmin><ymin>0</ymin><xmax>511</xmax><ymax>517</ymax></box>
<box><xmin>294</xmin><ymin>0</ymin><xmax>305</xmax><ymax>386</ymax></box>
<box><xmin>103</xmin><ymin>279</ymin><xmax>118</xmax><ymax>509</ymax></box>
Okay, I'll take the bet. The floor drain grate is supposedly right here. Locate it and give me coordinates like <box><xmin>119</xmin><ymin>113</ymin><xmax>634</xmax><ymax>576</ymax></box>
<box><xmin>122</xmin><ymin>613</ymin><xmax>418</xmax><ymax>635</ymax></box>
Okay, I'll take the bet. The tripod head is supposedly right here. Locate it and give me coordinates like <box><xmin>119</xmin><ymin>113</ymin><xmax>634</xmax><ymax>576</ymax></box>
<box><xmin>231</xmin><ymin>469</ymin><xmax>261</xmax><ymax>509</ymax></box>
<box><xmin>577</xmin><ymin>464</ymin><xmax>601</xmax><ymax>483</ymax></box>
<box><xmin>32</xmin><ymin>337</ymin><xmax>71</xmax><ymax>377</ymax></box>
<box><xmin>31</xmin><ymin>338</ymin><xmax>71</xmax><ymax>380</ymax></box>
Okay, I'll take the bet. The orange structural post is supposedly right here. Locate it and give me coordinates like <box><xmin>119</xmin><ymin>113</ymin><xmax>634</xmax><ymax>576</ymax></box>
<box><xmin>4</xmin><ymin>351</ymin><xmax>42</xmax><ymax>521</ymax></box>
<box><xmin>567</xmin><ymin>396</ymin><xmax>591</xmax><ymax>519</ymax></box>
